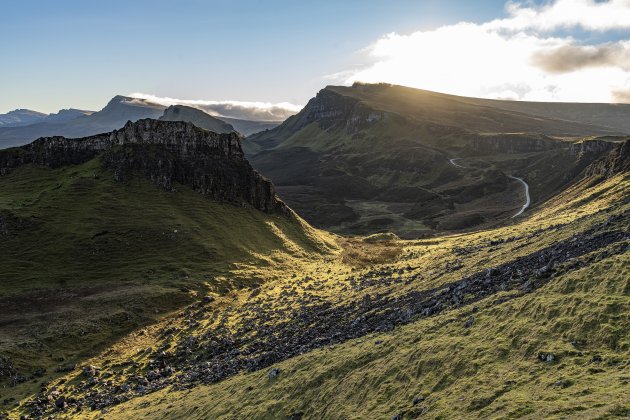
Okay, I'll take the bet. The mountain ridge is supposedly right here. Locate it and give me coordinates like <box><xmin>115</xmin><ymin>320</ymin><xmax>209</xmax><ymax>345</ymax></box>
<box><xmin>246</xmin><ymin>83</ymin><xmax>625</xmax><ymax>237</ymax></box>
<box><xmin>0</xmin><ymin>119</ymin><xmax>287</xmax><ymax>214</ymax></box>
<box><xmin>0</xmin><ymin>109</ymin><xmax>47</xmax><ymax>127</ymax></box>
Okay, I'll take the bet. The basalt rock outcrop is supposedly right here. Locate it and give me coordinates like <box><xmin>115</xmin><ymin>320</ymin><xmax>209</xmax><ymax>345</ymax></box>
<box><xmin>248</xmin><ymin>87</ymin><xmax>383</xmax><ymax>150</ymax></box>
<box><xmin>584</xmin><ymin>139</ymin><xmax>630</xmax><ymax>179</ymax></box>
<box><xmin>0</xmin><ymin>119</ymin><xmax>287</xmax><ymax>214</ymax></box>
<box><xmin>568</xmin><ymin>138</ymin><xmax>617</xmax><ymax>157</ymax></box>
<box><xmin>301</xmin><ymin>88</ymin><xmax>383</xmax><ymax>133</ymax></box>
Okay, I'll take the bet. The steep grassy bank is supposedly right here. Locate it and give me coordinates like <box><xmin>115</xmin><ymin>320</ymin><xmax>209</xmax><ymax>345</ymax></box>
<box><xmin>0</xmin><ymin>136</ymin><xmax>336</xmax><ymax>410</ymax></box>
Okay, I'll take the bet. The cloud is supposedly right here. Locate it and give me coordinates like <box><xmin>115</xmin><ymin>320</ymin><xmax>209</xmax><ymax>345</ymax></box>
<box><xmin>328</xmin><ymin>0</ymin><xmax>630</xmax><ymax>103</ymax></box>
<box><xmin>486</xmin><ymin>0</ymin><xmax>630</xmax><ymax>32</ymax></box>
<box><xmin>531</xmin><ymin>42</ymin><xmax>630</xmax><ymax>73</ymax></box>
<box><xmin>612</xmin><ymin>88</ymin><xmax>630</xmax><ymax>102</ymax></box>
<box><xmin>128</xmin><ymin>93</ymin><xmax>302</xmax><ymax>121</ymax></box>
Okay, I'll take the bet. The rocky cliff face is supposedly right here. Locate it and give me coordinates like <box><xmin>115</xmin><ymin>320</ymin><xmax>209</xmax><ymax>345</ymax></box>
<box><xmin>568</xmin><ymin>138</ymin><xmax>617</xmax><ymax>157</ymax></box>
<box><xmin>584</xmin><ymin>140</ymin><xmax>630</xmax><ymax>179</ymax></box>
<box><xmin>0</xmin><ymin>119</ymin><xmax>287</xmax><ymax>214</ymax></box>
<box><xmin>245</xmin><ymin>87</ymin><xmax>384</xmax><ymax>153</ymax></box>
<box><xmin>302</xmin><ymin>88</ymin><xmax>383</xmax><ymax>133</ymax></box>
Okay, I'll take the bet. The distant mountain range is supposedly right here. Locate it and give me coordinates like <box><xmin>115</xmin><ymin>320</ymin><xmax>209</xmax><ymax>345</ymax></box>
<box><xmin>0</xmin><ymin>109</ymin><xmax>47</xmax><ymax>127</ymax></box>
<box><xmin>0</xmin><ymin>97</ymin><xmax>281</xmax><ymax>148</ymax></box>
<box><xmin>0</xmin><ymin>108</ymin><xmax>93</xmax><ymax>128</ymax></box>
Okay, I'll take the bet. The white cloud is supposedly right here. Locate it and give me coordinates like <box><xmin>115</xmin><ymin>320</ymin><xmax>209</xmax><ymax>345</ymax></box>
<box><xmin>128</xmin><ymin>93</ymin><xmax>302</xmax><ymax>121</ymax></box>
<box><xmin>330</xmin><ymin>0</ymin><xmax>630</xmax><ymax>103</ymax></box>
<box><xmin>486</xmin><ymin>0</ymin><xmax>630</xmax><ymax>32</ymax></box>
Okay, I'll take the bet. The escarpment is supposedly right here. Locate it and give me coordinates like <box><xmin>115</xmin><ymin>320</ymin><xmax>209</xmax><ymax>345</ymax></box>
<box><xmin>584</xmin><ymin>139</ymin><xmax>630</xmax><ymax>179</ymax></box>
<box><xmin>301</xmin><ymin>88</ymin><xmax>383</xmax><ymax>133</ymax></box>
<box><xmin>0</xmin><ymin>119</ymin><xmax>287</xmax><ymax>213</ymax></box>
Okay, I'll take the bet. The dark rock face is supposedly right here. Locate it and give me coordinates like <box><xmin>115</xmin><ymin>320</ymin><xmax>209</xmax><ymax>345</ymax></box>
<box><xmin>584</xmin><ymin>140</ymin><xmax>630</xmax><ymax>179</ymax></box>
<box><xmin>569</xmin><ymin>138</ymin><xmax>617</xmax><ymax>157</ymax></box>
<box><xmin>262</xmin><ymin>88</ymin><xmax>382</xmax><ymax>141</ymax></box>
<box><xmin>0</xmin><ymin>119</ymin><xmax>287</xmax><ymax>214</ymax></box>
<box><xmin>302</xmin><ymin>88</ymin><xmax>383</xmax><ymax>133</ymax></box>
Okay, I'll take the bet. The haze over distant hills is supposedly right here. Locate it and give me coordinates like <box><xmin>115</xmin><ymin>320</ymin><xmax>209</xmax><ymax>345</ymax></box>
<box><xmin>0</xmin><ymin>108</ymin><xmax>93</xmax><ymax>128</ymax></box>
<box><xmin>0</xmin><ymin>109</ymin><xmax>47</xmax><ymax>127</ymax></box>
<box><xmin>0</xmin><ymin>97</ymin><xmax>282</xmax><ymax>148</ymax></box>
<box><xmin>453</xmin><ymin>94</ymin><xmax>630</xmax><ymax>134</ymax></box>
<box><xmin>159</xmin><ymin>105</ymin><xmax>235</xmax><ymax>134</ymax></box>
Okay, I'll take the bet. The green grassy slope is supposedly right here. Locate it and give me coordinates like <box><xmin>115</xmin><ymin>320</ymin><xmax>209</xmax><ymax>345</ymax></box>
<box><xmin>14</xmin><ymin>169</ymin><xmax>627</xmax><ymax>419</ymax></box>
<box><xmin>0</xmin><ymin>157</ymin><xmax>335</xmax><ymax>406</ymax></box>
<box><xmin>104</xmin><ymin>251</ymin><xmax>629</xmax><ymax>420</ymax></box>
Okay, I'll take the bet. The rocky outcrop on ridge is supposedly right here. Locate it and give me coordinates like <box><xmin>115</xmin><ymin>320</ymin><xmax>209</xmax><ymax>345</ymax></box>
<box><xmin>0</xmin><ymin>119</ymin><xmax>287</xmax><ymax>213</ymax></box>
<box><xmin>584</xmin><ymin>139</ymin><xmax>630</xmax><ymax>179</ymax></box>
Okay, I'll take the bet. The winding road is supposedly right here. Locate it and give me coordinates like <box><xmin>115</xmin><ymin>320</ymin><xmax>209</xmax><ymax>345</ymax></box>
<box><xmin>448</xmin><ymin>157</ymin><xmax>531</xmax><ymax>218</ymax></box>
<box><xmin>449</xmin><ymin>158</ymin><xmax>466</xmax><ymax>168</ymax></box>
<box><xmin>507</xmin><ymin>175</ymin><xmax>530</xmax><ymax>217</ymax></box>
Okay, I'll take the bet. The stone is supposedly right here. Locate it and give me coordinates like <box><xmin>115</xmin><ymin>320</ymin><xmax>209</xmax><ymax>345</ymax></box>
<box><xmin>413</xmin><ymin>396</ymin><xmax>425</xmax><ymax>405</ymax></box>
<box><xmin>268</xmin><ymin>368</ymin><xmax>281</xmax><ymax>380</ymax></box>
<box><xmin>54</xmin><ymin>397</ymin><xmax>67</xmax><ymax>410</ymax></box>
<box><xmin>82</xmin><ymin>365</ymin><xmax>99</xmax><ymax>377</ymax></box>
<box><xmin>538</xmin><ymin>352</ymin><xmax>555</xmax><ymax>363</ymax></box>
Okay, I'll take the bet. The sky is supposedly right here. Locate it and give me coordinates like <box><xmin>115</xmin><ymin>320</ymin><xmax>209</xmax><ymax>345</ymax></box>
<box><xmin>1</xmin><ymin>0</ymin><xmax>630</xmax><ymax>116</ymax></box>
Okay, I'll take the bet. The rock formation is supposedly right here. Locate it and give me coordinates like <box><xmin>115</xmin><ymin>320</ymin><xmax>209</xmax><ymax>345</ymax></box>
<box><xmin>0</xmin><ymin>119</ymin><xmax>287</xmax><ymax>214</ymax></box>
<box><xmin>584</xmin><ymin>139</ymin><xmax>630</xmax><ymax>179</ymax></box>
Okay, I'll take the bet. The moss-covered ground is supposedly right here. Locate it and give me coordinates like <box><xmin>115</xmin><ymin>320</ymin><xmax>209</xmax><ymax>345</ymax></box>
<box><xmin>2</xmin><ymin>166</ymin><xmax>626</xmax><ymax>418</ymax></box>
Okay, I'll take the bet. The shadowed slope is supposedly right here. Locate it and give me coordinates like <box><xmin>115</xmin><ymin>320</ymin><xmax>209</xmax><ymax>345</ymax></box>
<box><xmin>247</xmin><ymin>84</ymin><xmax>625</xmax><ymax>237</ymax></box>
<box><xmin>0</xmin><ymin>121</ymin><xmax>336</xmax><ymax>409</ymax></box>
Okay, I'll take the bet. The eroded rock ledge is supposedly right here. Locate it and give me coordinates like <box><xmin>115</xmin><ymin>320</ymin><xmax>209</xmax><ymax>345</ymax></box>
<box><xmin>0</xmin><ymin>119</ymin><xmax>287</xmax><ymax>214</ymax></box>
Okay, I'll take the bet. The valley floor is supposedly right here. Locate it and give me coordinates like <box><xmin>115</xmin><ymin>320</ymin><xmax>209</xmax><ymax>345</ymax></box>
<box><xmin>5</xmin><ymin>172</ymin><xmax>628</xmax><ymax>419</ymax></box>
